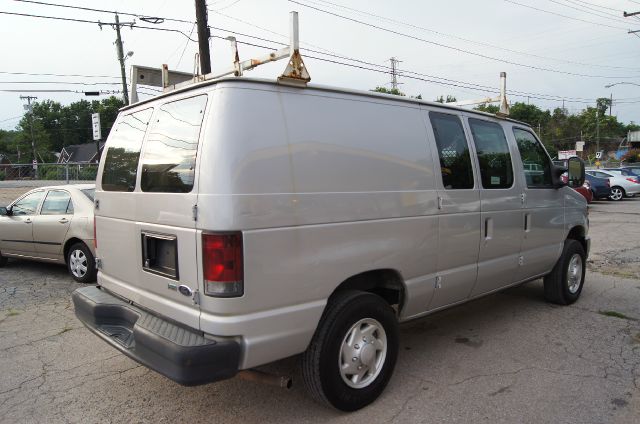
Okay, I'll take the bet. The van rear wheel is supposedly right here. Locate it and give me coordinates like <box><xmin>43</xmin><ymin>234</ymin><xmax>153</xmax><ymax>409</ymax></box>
<box><xmin>543</xmin><ymin>239</ymin><xmax>586</xmax><ymax>305</ymax></box>
<box><xmin>301</xmin><ymin>290</ymin><xmax>399</xmax><ymax>411</ymax></box>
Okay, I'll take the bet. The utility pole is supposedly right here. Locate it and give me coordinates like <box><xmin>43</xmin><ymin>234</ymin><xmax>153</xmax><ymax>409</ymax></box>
<box><xmin>389</xmin><ymin>57</ymin><xmax>401</xmax><ymax>91</ymax></box>
<box><xmin>20</xmin><ymin>95</ymin><xmax>37</xmax><ymax>176</ymax></box>
<box><xmin>596</xmin><ymin>108</ymin><xmax>600</xmax><ymax>156</ymax></box>
<box><xmin>114</xmin><ymin>14</ymin><xmax>129</xmax><ymax>104</ymax></box>
<box><xmin>609</xmin><ymin>93</ymin><xmax>613</xmax><ymax>116</ymax></box>
<box><xmin>195</xmin><ymin>0</ymin><xmax>212</xmax><ymax>75</ymax></box>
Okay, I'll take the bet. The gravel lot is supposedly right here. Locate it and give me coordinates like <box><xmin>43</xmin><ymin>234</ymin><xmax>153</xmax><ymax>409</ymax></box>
<box><xmin>1</xmin><ymin>183</ymin><xmax>639</xmax><ymax>423</ymax></box>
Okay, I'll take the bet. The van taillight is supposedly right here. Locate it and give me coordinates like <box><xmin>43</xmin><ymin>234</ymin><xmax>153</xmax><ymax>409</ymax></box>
<box><xmin>202</xmin><ymin>233</ymin><xmax>243</xmax><ymax>297</ymax></box>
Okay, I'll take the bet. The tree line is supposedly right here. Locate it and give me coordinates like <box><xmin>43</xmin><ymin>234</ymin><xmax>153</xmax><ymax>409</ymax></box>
<box><xmin>0</xmin><ymin>96</ymin><xmax>124</xmax><ymax>163</ymax></box>
<box><xmin>1</xmin><ymin>91</ymin><xmax>638</xmax><ymax>164</ymax></box>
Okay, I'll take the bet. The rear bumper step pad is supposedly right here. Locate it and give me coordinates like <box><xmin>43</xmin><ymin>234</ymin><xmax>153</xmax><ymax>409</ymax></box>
<box><xmin>72</xmin><ymin>286</ymin><xmax>240</xmax><ymax>386</ymax></box>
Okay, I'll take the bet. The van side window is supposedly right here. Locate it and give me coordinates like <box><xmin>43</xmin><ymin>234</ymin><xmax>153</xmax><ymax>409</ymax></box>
<box><xmin>513</xmin><ymin>128</ymin><xmax>553</xmax><ymax>188</ymax></box>
<box><xmin>141</xmin><ymin>95</ymin><xmax>208</xmax><ymax>193</ymax></box>
<box><xmin>429</xmin><ymin>112</ymin><xmax>474</xmax><ymax>189</ymax></box>
<box><xmin>468</xmin><ymin>119</ymin><xmax>513</xmax><ymax>189</ymax></box>
<box><xmin>101</xmin><ymin>108</ymin><xmax>153</xmax><ymax>192</ymax></box>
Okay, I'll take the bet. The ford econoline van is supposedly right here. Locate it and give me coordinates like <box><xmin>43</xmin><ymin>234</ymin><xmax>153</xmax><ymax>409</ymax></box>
<box><xmin>73</xmin><ymin>77</ymin><xmax>589</xmax><ymax>411</ymax></box>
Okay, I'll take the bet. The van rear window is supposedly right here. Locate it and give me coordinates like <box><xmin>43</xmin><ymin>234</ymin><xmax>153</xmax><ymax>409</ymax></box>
<box><xmin>101</xmin><ymin>109</ymin><xmax>153</xmax><ymax>192</ymax></box>
<box><xmin>140</xmin><ymin>95</ymin><xmax>208</xmax><ymax>193</ymax></box>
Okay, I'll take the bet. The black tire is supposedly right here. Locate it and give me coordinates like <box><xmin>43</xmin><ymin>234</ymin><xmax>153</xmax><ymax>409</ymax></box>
<box><xmin>609</xmin><ymin>186</ymin><xmax>625</xmax><ymax>201</ymax></box>
<box><xmin>301</xmin><ymin>290</ymin><xmax>399</xmax><ymax>411</ymax></box>
<box><xmin>543</xmin><ymin>239</ymin><xmax>586</xmax><ymax>305</ymax></box>
<box><xmin>66</xmin><ymin>242</ymin><xmax>96</xmax><ymax>283</ymax></box>
<box><xmin>0</xmin><ymin>252</ymin><xmax>7</xmax><ymax>267</ymax></box>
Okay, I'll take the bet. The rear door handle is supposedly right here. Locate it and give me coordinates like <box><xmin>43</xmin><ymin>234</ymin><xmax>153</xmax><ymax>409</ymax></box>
<box><xmin>59</xmin><ymin>218</ymin><xmax>69</xmax><ymax>224</ymax></box>
<box><xmin>524</xmin><ymin>214</ymin><xmax>531</xmax><ymax>232</ymax></box>
<box><xmin>24</xmin><ymin>218</ymin><xmax>32</xmax><ymax>224</ymax></box>
<box><xmin>484</xmin><ymin>217</ymin><xmax>493</xmax><ymax>240</ymax></box>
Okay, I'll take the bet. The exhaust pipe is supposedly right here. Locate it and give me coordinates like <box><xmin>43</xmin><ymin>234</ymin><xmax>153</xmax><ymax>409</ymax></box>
<box><xmin>236</xmin><ymin>369</ymin><xmax>293</xmax><ymax>389</ymax></box>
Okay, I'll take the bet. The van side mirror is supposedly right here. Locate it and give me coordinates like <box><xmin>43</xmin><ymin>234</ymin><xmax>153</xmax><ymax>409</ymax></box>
<box><xmin>551</xmin><ymin>164</ymin><xmax>568</xmax><ymax>188</ymax></box>
<box><xmin>567</xmin><ymin>157</ymin><xmax>585</xmax><ymax>188</ymax></box>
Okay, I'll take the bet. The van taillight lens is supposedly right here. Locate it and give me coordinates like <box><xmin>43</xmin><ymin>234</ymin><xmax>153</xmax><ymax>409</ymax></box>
<box><xmin>202</xmin><ymin>233</ymin><xmax>243</xmax><ymax>297</ymax></box>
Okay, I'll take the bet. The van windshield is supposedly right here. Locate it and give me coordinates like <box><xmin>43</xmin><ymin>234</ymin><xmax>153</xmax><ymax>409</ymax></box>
<box><xmin>140</xmin><ymin>95</ymin><xmax>208</xmax><ymax>193</ymax></box>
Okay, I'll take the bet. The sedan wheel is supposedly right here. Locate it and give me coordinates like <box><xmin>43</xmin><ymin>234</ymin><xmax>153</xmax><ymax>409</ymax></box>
<box><xmin>69</xmin><ymin>249</ymin><xmax>88</xmax><ymax>278</ymax></box>
<box><xmin>67</xmin><ymin>242</ymin><xmax>96</xmax><ymax>283</ymax></box>
<box><xmin>609</xmin><ymin>186</ymin><xmax>624</xmax><ymax>201</ymax></box>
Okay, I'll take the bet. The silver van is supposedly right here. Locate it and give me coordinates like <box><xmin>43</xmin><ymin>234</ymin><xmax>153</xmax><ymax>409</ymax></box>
<box><xmin>73</xmin><ymin>78</ymin><xmax>589</xmax><ymax>411</ymax></box>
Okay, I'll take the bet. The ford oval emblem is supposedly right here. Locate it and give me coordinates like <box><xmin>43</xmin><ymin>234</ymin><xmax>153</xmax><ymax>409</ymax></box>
<box><xmin>178</xmin><ymin>285</ymin><xmax>193</xmax><ymax>297</ymax></box>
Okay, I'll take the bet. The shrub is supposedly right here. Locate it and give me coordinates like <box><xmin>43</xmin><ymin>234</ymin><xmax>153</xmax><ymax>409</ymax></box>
<box><xmin>621</xmin><ymin>149</ymin><xmax>640</xmax><ymax>164</ymax></box>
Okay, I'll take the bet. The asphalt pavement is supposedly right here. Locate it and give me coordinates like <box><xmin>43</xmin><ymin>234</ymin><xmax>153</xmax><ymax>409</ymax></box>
<box><xmin>0</xmin><ymin>186</ymin><xmax>638</xmax><ymax>423</ymax></box>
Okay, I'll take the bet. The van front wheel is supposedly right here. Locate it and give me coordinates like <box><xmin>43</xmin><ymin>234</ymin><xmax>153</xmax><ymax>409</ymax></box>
<box><xmin>543</xmin><ymin>239</ymin><xmax>586</xmax><ymax>305</ymax></box>
<box><xmin>301</xmin><ymin>290</ymin><xmax>399</xmax><ymax>411</ymax></box>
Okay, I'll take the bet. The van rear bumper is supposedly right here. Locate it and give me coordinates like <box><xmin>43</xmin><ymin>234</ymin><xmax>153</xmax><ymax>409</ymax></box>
<box><xmin>72</xmin><ymin>286</ymin><xmax>240</xmax><ymax>386</ymax></box>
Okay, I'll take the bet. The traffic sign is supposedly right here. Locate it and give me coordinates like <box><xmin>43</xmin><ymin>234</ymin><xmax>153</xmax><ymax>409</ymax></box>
<box><xmin>92</xmin><ymin>113</ymin><xmax>101</xmax><ymax>141</ymax></box>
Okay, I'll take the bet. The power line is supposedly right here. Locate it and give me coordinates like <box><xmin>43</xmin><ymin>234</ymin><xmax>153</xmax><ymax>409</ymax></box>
<box><xmin>288</xmin><ymin>0</ymin><xmax>640</xmax><ymax>78</ymax></box>
<box><xmin>206</xmin><ymin>27</ymin><xmax>636</xmax><ymax>104</ymax></box>
<box><xmin>226</xmin><ymin>35</ymin><xmax>632</xmax><ymax>104</ymax></box>
<box><xmin>0</xmin><ymin>71</ymin><xmax>120</xmax><ymax>79</ymax></box>
<box><xmin>12</xmin><ymin>0</ymin><xmax>194</xmax><ymax>24</ymax></box>
<box><xmin>0</xmin><ymin>81</ymin><xmax>121</xmax><ymax>85</ymax></box>
<box><xmin>504</xmin><ymin>0</ymin><xmax>631</xmax><ymax>30</ymax></box>
<box><xmin>0</xmin><ymin>115</ymin><xmax>23</xmax><ymax>124</ymax></box>
<box><xmin>304</xmin><ymin>0</ymin><xmax>639</xmax><ymax>71</ymax></box>
<box><xmin>547</xmin><ymin>0</ymin><xmax>631</xmax><ymax>24</ymax></box>
<box><xmin>0</xmin><ymin>11</ymin><xmax>198</xmax><ymax>41</ymax></box>
<box><xmin>570</xmin><ymin>0</ymin><xmax>624</xmax><ymax>13</ymax></box>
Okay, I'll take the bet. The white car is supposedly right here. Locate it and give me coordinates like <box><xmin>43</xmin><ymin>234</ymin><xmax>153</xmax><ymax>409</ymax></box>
<box><xmin>585</xmin><ymin>169</ymin><xmax>640</xmax><ymax>201</ymax></box>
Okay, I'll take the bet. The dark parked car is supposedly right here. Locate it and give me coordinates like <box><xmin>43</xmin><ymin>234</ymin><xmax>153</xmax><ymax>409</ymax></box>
<box><xmin>585</xmin><ymin>173</ymin><xmax>611</xmax><ymax>200</ymax></box>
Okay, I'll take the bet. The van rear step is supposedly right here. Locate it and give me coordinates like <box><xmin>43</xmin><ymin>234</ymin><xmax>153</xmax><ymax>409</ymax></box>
<box><xmin>72</xmin><ymin>286</ymin><xmax>240</xmax><ymax>386</ymax></box>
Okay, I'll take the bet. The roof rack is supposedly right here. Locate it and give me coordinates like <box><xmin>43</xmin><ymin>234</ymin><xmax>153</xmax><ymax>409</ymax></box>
<box><xmin>447</xmin><ymin>72</ymin><xmax>510</xmax><ymax>116</ymax></box>
<box><xmin>129</xmin><ymin>11</ymin><xmax>310</xmax><ymax>105</ymax></box>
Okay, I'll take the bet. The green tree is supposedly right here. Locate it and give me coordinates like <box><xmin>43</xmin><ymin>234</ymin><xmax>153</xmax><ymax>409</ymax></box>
<box><xmin>474</xmin><ymin>104</ymin><xmax>500</xmax><ymax>114</ymax></box>
<box><xmin>435</xmin><ymin>95</ymin><xmax>457</xmax><ymax>103</ymax></box>
<box><xmin>9</xmin><ymin>96</ymin><xmax>124</xmax><ymax>162</ymax></box>
<box><xmin>372</xmin><ymin>86</ymin><xmax>406</xmax><ymax>96</ymax></box>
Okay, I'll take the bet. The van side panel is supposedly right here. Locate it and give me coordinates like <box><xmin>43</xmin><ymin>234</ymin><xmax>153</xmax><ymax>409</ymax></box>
<box><xmin>196</xmin><ymin>85</ymin><xmax>439</xmax><ymax>368</ymax></box>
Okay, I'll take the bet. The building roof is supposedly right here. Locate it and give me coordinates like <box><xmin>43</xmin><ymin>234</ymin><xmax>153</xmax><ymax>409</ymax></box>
<box><xmin>59</xmin><ymin>142</ymin><xmax>104</xmax><ymax>163</ymax></box>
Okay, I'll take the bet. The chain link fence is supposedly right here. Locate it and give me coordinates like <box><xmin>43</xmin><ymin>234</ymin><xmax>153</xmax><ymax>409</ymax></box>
<box><xmin>0</xmin><ymin>163</ymin><xmax>98</xmax><ymax>183</ymax></box>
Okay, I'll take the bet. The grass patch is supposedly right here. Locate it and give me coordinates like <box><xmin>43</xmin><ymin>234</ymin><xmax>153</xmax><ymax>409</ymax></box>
<box><xmin>5</xmin><ymin>309</ymin><xmax>20</xmax><ymax>317</ymax></box>
<box><xmin>598</xmin><ymin>310</ymin><xmax>637</xmax><ymax>321</ymax></box>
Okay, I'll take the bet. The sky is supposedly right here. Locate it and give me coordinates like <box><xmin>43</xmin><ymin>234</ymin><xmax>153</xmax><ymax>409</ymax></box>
<box><xmin>1</xmin><ymin>0</ymin><xmax>640</xmax><ymax>133</ymax></box>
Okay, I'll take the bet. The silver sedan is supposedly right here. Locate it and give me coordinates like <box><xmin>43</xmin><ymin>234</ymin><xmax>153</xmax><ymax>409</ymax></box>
<box><xmin>0</xmin><ymin>184</ymin><xmax>96</xmax><ymax>283</ymax></box>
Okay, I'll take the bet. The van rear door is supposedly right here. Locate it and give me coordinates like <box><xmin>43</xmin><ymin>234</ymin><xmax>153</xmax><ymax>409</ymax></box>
<box><xmin>96</xmin><ymin>94</ymin><xmax>209</xmax><ymax>330</ymax></box>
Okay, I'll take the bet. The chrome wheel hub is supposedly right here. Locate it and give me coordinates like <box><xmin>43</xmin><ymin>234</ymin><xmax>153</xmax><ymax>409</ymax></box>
<box><xmin>610</xmin><ymin>188</ymin><xmax>623</xmax><ymax>201</ymax></box>
<box><xmin>567</xmin><ymin>253</ymin><xmax>583</xmax><ymax>294</ymax></box>
<box><xmin>339</xmin><ymin>318</ymin><xmax>387</xmax><ymax>389</ymax></box>
<box><xmin>70</xmin><ymin>249</ymin><xmax>87</xmax><ymax>278</ymax></box>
